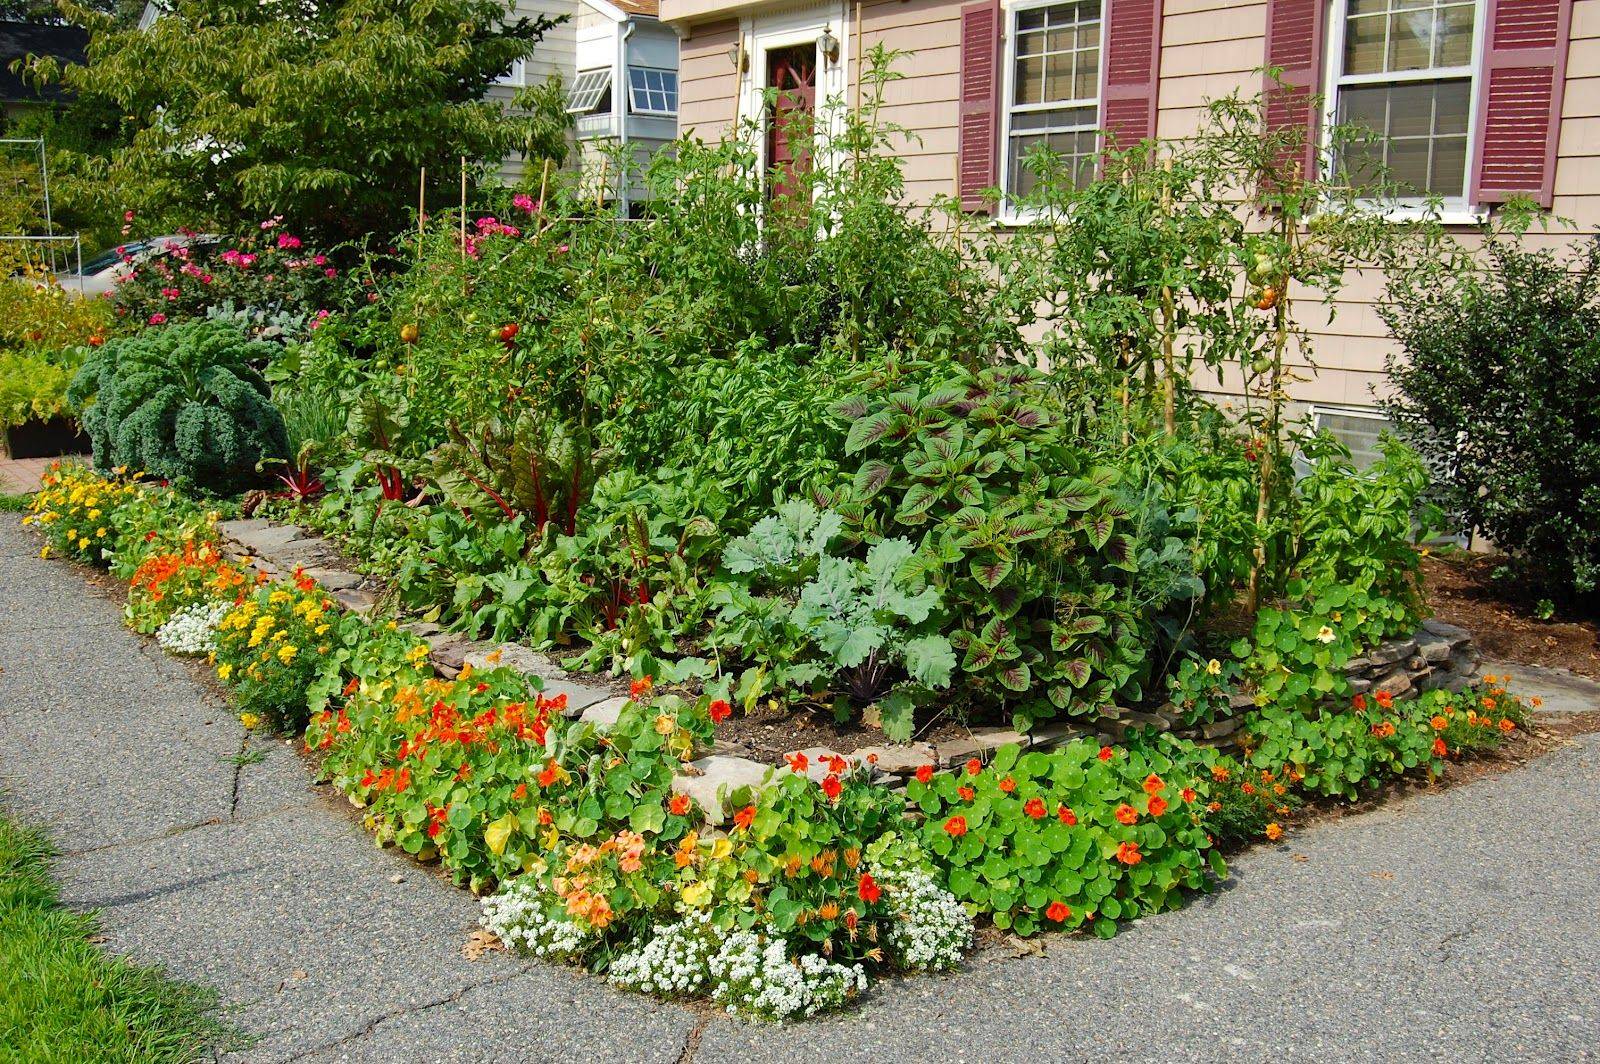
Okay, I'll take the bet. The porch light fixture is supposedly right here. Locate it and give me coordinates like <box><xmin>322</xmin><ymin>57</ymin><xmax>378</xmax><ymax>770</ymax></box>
<box><xmin>727</xmin><ymin>46</ymin><xmax>749</xmax><ymax>73</ymax></box>
<box><xmin>818</xmin><ymin>28</ymin><xmax>840</xmax><ymax>64</ymax></box>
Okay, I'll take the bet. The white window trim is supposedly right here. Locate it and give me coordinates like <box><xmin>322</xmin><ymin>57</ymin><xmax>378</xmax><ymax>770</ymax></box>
<box><xmin>997</xmin><ymin>0</ymin><xmax>1107</xmax><ymax>227</ymax></box>
<box><xmin>497</xmin><ymin>58</ymin><xmax>528</xmax><ymax>89</ymax></box>
<box><xmin>567</xmin><ymin>68</ymin><xmax>613</xmax><ymax>115</ymax></box>
<box><xmin>1319</xmin><ymin>0</ymin><xmax>1490</xmax><ymax>226</ymax></box>
<box><xmin>627</xmin><ymin>66</ymin><xmax>679</xmax><ymax>118</ymax></box>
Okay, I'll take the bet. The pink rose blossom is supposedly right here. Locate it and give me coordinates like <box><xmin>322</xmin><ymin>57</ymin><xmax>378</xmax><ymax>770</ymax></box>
<box><xmin>148</xmin><ymin>313</ymin><xmax>167</xmax><ymax>324</ymax></box>
<box><xmin>276</xmin><ymin>233</ymin><xmax>302</xmax><ymax>250</ymax></box>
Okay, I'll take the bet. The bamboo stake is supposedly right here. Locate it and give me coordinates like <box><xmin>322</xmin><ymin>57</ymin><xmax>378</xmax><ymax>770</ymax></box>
<box><xmin>1160</xmin><ymin>154</ymin><xmax>1176</xmax><ymax>437</ymax></box>
<box><xmin>417</xmin><ymin>166</ymin><xmax>426</xmax><ymax>260</ymax></box>
<box><xmin>459</xmin><ymin>156</ymin><xmax>467</xmax><ymax>262</ymax></box>
<box><xmin>852</xmin><ymin>0</ymin><xmax>863</xmax><ymax>112</ymax></box>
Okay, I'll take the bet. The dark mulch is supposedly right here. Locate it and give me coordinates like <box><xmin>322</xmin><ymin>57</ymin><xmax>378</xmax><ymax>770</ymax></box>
<box><xmin>714</xmin><ymin>700</ymin><xmax>977</xmax><ymax>762</ymax></box>
<box><xmin>1422</xmin><ymin>554</ymin><xmax>1600</xmax><ymax>678</ymax></box>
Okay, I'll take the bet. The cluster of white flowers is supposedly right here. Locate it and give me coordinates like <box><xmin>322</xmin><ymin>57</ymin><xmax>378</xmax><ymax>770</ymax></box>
<box><xmin>877</xmin><ymin>865</ymin><xmax>972</xmax><ymax>972</ymax></box>
<box><xmin>707</xmin><ymin>928</ymin><xmax>866</xmax><ymax>1020</ymax></box>
<box><xmin>607</xmin><ymin>911</ymin><xmax>717</xmax><ymax>997</ymax></box>
<box><xmin>479</xmin><ymin>878</ymin><xmax>591</xmax><ymax>961</ymax></box>
<box><xmin>155</xmin><ymin>600</ymin><xmax>232</xmax><ymax>656</ymax></box>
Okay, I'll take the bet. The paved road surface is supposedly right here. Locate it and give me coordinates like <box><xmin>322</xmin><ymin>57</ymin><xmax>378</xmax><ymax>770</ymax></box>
<box><xmin>2</xmin><ymin>519</ymin><xmax>1596</xmax><ymax>1063</ymax></box>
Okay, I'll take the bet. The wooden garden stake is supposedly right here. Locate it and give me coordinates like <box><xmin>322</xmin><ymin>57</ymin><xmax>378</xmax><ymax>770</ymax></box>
<box><xmin>459</xmin><ymin>156</ymin><xmax>468</xmax><ymax>262</ymax></box>
<box><xmin>1160</xmin><ymin>155</ymin><xmax>1177</xmax><ymax>437</ymax></box>
<box><xmin>417</xmin><ymin>166</ymin><xmax>426</xmax><ymax>260</ymax></box>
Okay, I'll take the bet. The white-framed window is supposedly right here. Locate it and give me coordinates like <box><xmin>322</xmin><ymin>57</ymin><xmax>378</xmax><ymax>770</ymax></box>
<box><xmin>1000</xmin><ymin>0</ymin><xmax>1103</xmax><ymax>210</ymax></box>
<box><xmin>567</xmin><ymin>69</ymin><xmax>613</xmax><ymax>115</ymax></box>
<box><xmin>1311</xmin><ymin>405</ymin><xmax>1395</xmax><ymax>470</ymax></box>
<box><xmin>1324</xmin><ymin>0</ymin><xmax>1485</xmax><ymax>209</ymax></box>
<box><xmin>497</xmin><ymin>58</ymin><xmax>528</xmax><ymax>88</ymax></box>
<box><xmin>627</xmin><ymin>66</ymin><xmax>679</xmax><ymax>117</ymax></box>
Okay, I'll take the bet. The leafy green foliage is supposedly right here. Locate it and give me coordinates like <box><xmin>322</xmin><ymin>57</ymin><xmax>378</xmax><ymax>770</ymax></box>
<box><xmin>37</xmin><ymin>0</ymin><xmax>561</xmax><ymax>240</ymax></box>
<box><xmin>67</xmin><ymin>319</ymin><xmax>287</xmax><ymax>492</ymax></box>
<box><xmin>1384</xmin><ymin>229</ymin><xmax>1600</xmax><ymax>599</ymax></box>
<box><xmin>907</xmin><ymin>740</ymin><xmax>1222</xmax><ymax>937</ymax></box>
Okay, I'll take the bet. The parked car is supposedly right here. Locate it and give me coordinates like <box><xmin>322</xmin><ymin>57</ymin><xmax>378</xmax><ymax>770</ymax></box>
<box><xmin>33</xmin><ymin>234</ymin><xmax>219</xmax><ymax>298</ymax></box>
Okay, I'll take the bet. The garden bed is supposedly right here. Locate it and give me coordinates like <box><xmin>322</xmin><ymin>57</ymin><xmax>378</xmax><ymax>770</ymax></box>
<box><xmin>1423</xmin><ymin>554</ymin><xmax>1600</xmax><ymax>678</ymax></box>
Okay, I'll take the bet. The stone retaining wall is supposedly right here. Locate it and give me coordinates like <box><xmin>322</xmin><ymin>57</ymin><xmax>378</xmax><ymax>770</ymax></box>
<box><xmin>217</xmin><ymin>517</ymin><xmax>1484</xmax><ymax>817</ymax></box>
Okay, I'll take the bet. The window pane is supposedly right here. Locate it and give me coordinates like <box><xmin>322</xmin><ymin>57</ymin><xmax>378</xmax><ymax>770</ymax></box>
<box><xmin>1387</xmin><ymin>9</ymin><xmax>1434</xmax><ymax>70</ymax></box>
<box><xmin>1045</xmin><ymin>52</ymin><xmax>1076</xmax><ymax>100</ymax></box>
<box><xmin>1386</xmin><ymin>82</ymin><xmax>1435</xmax><ymax>137</ymax></box>
<box><xmin>1335</xmin><ymin>78</ymin><xmax>1470</xmax><ymax>196</ymax></box>
<box><xmin>1075</xmin><ymin>46</ymin><xmax>1099</xmax><ymax>99</ymax></box>
<box><xmin>1011</xmin><ymin>104</ymin><xmax>1096</xmax><ymax>132</ymax></box>
<box><xmin>1437</xmin><ymin>2</ymin><xmax>1474</xmax><ymax>65</ymax></box>
<box><xmin>1385</xmin><ymin>137</ymin><xmax>1431</xmax><ymax>191</ymax></box>
<box><xmin>1434</xmin><ymin>78</ymin><xmax>1468</xmax><ymax>134</ymax></box>
<box><xmin>1344</xmin><ymin>15</ymin><xmax>1388</xmax><ymax>75</ymax></box>
<box><xmin>1015</xmin><ymin>54</ymin><xmax>1045</xmax><ymax>104</ymax></box>
<box><xmin>1017</xmin><ymin>8</ymin><xmax>1047</xmax><ymax>31</ymax></box>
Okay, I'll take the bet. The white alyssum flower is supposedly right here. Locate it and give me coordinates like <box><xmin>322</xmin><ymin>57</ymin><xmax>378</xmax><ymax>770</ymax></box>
<box><xmin>156</xmin><ymin>600</ymin><xmax>233</xmax><ymax>656</ymax></box>
<box><xmin>479</xmin><ymin>877</ymin><xmax>592</xmax><ymax>961</ymax></box>
<box><xmin>707</xmin><ymin>928</ymin><xmax>866</xmax><ymax>1020</ymax></box>
<box><xmin>875</xmin><ymin>865</ymin><xmax>972</xmax><ymax>972</ymax></box>
<box><xmin>608</xmin><ymin>911</ymin><xmax>718</xmax><ymax>997</ymax></box>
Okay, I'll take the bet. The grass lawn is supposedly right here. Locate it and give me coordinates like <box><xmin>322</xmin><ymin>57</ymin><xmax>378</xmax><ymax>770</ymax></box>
<box><xmin>0</xmin><ymin>494</ymin><xmax>30</xmax><ymax>513</ymax></box>
<box><xmin>0</xmin><ymin>814</ymin><xmax>230</xmax><ymax>1063</ymax></box>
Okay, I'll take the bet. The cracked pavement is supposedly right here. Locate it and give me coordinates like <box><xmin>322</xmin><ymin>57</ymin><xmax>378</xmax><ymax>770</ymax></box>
<box><xmin>3</xmin><ymin>517</ymin><xmax>1599</xmax><ymax>1062</ymax></box>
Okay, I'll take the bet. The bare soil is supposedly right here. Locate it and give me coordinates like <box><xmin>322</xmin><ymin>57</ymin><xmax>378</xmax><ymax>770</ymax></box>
<box><xmin>1422</xmin><ymin>553</ymin><xmax>1600</xmax><ymax>678</ymax></box>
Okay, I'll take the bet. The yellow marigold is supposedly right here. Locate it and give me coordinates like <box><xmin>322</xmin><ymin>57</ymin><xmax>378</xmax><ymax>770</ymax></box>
<box><xmin>1265</xmin><ymin>823</ymin><xmax>1284</xmax><ymax>841</ymax></box>
<box><xmin>217</xmin><ymin>663</ymin><xmax>233</xmax><ymax>680</ymax></box>
<box><xmin>277</xmin><ymin>644</ymin><xmax>299</xmax><ymax>663</ymax></box>
<box><xmin>239</xmin><ymin>712</ymin><xmax>260</xmax><ymax>729</ymax></box>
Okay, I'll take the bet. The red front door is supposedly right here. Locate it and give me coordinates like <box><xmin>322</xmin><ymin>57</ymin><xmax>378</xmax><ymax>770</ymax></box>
<box><xmin>766</xmin><ymin>44</ymin><xmax>816</xmax><ymax>204</ymax></box>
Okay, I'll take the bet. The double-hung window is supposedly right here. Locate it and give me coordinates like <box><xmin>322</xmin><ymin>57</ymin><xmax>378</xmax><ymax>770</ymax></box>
<box><xmin>1327</xmin><ymin>0</ymin><xmax>1481</xmax><ymax>204</ymax></box>
<box><xmin>1002</xmin><ymin>0</ymin><xmax>1103</xmax><ymax>205</ymax></box>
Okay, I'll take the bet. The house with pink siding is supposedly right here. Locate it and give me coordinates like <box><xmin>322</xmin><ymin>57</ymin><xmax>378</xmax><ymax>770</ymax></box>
<box><xmin>660</xmin><ymin>0</ymin><xmax>1595</xmax><ymax>460</ymax></box>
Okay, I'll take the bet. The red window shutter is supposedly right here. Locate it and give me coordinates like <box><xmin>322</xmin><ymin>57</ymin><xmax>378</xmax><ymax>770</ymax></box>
<box><xmin>958</xmin><ymin>0</ymin><xmax>1002</xmax><ymax>212</ymax></box>
<box><xmin>1100</xmin><ymin>0</ymin><xmax>1163</xmax><ymax>150</ymax></box>
<box><xmin>1471</xmin><ymin>0</ymin><xmax>1572</xmax><ymax>208</ymax></box>
<box><xmin>1263</xmin><ymin>0</ymin><xmax>1326</xmax><ymax>182</ymax></box>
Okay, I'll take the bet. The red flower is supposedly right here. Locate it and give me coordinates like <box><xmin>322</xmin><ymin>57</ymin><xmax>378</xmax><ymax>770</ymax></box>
<box><xmin>1375</xmin><ymin>689</ymin><xmax>1394</xmax><ymax>709</ymax></box>
<box><xmin>537</xmin><ymin>808</ymin><xmax>553</xmax><ymax>825</ymax></box>
<box><xmin>857</xmin><ymin>873</ymin><xmax>881</xmax><ymax>904</ymax></box>
<box><xmin>1143</xmin><ymin>773</ymin><xmax>1165</xmax><ymax>795</ymax></box>
<box><xmin>1241</xmin><ymin>782</ymin><xmax>1256</xmax><ymax>795</ymax></box>
<box><xmin>820</xmin><ymin>773</ymin><xmax>843</xmax><ymax>801</ymax></box>
<box><xmin>843</xmin><ymin>910</ymin><xmax>858</xmax><ymax>930</ymax></box>
<box><xmin>669</xmin><ymin>793</ymin><xmax>692</xmax><ymax>816</ymax></box>
<box><xmin>512</xmin><ymin>783</ymin><xmax>527</xmax><ymax>801</ymax></box>
<box><xmin>966</xmin><ymin>758</ymin><xmax>982</xmax><ymax>776</ymax></box>
<box><xmin>708</xmin><ymin>699</ymin><xmax>732</xmax><ymax>723</ymax></box>
<box><xmin>957</xmin><ymin>785</ymin><xmax>975</xmax><ymax>801</ymax></box>
<box><xmin>1432</xmin><ymin>737</ymin><xmax>1448</xmax><ymax>757</ymax></box>
<box><xmin>1147</xmin><ymin>794</ymin><xmax>1168</xmax><ymax>817</ymax></box>
<box><xmin>1045</xmin><ymin>900</ymin><xmax>1070</xmax><ymax>922</ymax></box>
<box><xmin>1114</xmin><ymin>803</ymin><xmax>1138</xmax><ymax>825</ymax></box>
<box><xmin>1024</xmin><ymin>797</ymin><xmax>1047</xmax><ymax>819</ymax></box>
<box><xmin>1352</xmin><ymin>693</ymin><xmax>1368</xmax><ymax>712</ymax></box>
<box><xmin>1057</xmin><ymin>805</ymin><xmax>1077</xmax><ymax>826</ymax></box>
<box><xmin>1116</xmin><ymin>841</ymin><xmax>1142</xmax><ymax>865</ymax></box>
<box><xmin>826</xmin><ymin>754</ymin><xmax>848</xmax><ymax>774</ymax></box>
<box><xmin>359</xmin><ymin>769</ymin><xmax>376</xmax><ymax>788</ymax></box>
<box><xmin>1098</xmin><ymin>746</ymin><xmax>1114</xmax><ymax>761</ymax></box>
<box><xmin>427</xmin><ymin>820</ymin><xmax>444</xmax><ymax>839</ymax></box>
<box><xmin>536</xmin><ymin>759</ymin><xmax>559</xmax><ymax>788</ymax></box>
<box><xmin>915</xmin><ymin>764</ymin><xmax>934</xmax><ymax>784</ymax></box>
<box><xmin>1180</xmin><ymin>787</ymin><xmax>1196</xmax><ymax>803</ymax></box>
<box><xmin>732</xmin><ymin>804</ymin><xmax>756</xmax><ymax>831</ymax></box>
<box><xmin>786</xmin><ymin>751</ymin><xmax>809</xmax><ymax>773</ymax></box>
<box><xmin>629</xmin><ymin>676</ymin><xmax>654</xmax><ymax>700</ymax></box>
<box><xmin>998</xmin><ymin>776</ymin><xmax>1017</xmax><ymax>793</ymax></box>
<box><xmin>944</xmin><ymin>815</ymin><xmax>968</xmax><ymax>837</ymax></box>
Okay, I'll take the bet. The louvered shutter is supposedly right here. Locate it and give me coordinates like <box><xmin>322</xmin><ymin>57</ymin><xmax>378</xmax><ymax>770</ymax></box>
<box><xmin>1263</xmin><ymin>0</ymin><xmax>1326</xmax><ymax>182</ymax></box>
<box><xmin>1100</xmin><ymin>0</ymin><xmax>1163</xmax><ymax>149</ymax></box>
<box><xmin>958</xmin><ymin>0</ymin><xmax>1002</xmax><ymax>212</ymax></box>
<box><xmin>1471</xmin><ymin>0</ymin><xmax>1572</xmax><ymax>207</ymax></box>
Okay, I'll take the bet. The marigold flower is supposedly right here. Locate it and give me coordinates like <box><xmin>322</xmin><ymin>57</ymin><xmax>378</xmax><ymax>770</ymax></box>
<box><xmin>1264</xmin><ymin>822</ymin><xmax>1283</xmax><ymax>841</ymax></box>
<box><xmin>1115</xmin><ymin>841</ymin><xmax>1142</xmax><ymax>865</ymax></box>
<box><xmin>1207</xmin><ymin>801</ymin><xmax>1222</xmax><ymax>813</ymax></box>
<box><xmin>944</xmin><ymin>815</ymin><xmax>968</xmax><ymax>837</ymax></box>
<box><xmin>1211</xmin><ymin>764</ymin><xmax>1230</xmax><ymax>782</ymax></box>
<box><xmin>1147</xmin><ymin>794</ymin><xmax>1168</xmax><ymax>817</ymax></box>
<box><xmin>1024</xmin><ymin>797</ymin><xmax>1047</xmax><ymax>819</ymax></box>
<box><xmin>1045</xmin><ymin>900</ymin><xmax>1070</xmax><ymax>922</ymax></box>
<box><xmin>998</xmin><ymin>776</ymin><xmax>1017</xmax><ymax>793</ymax></box>
<box><xmin>915</xmin><ymin>764</ymin><xmax>934</xmax><ymax>784</ymax></box>
<box><xmin>708</xmin><ymin>698</ymin><xmax>732</xmax><ymax>723</ymax></box>
<box><xmin>1430</xmin><ymin>715</ymin><xmax>1448</xmax><ymax>731</ymax></box>
<box><xmin>1241</xmin><ymin>782</ymin><xmax>1256</xmax><ymax>796</ymax></box>
<box><xmin>819</xmin><ymin>902</ymin><xmax>840</xmax><ymax>920</ymax></box>
<box><xmin>1057</xmin><ymin>805</ymin><xmax>1077</xmax><ymax>826</ymax></box>
<box><xmin>966</xmin><ymin>758</ymin><xmax>982</xmax><ymax>776</ymax></box>
<box><xmin>1114</xmin><ymin>803</ymin><xmax>1138</xmax><ymax>825</ymax></box>
<box><xmin>857</xmin><ymin>872</ymin><xmax>881</xmax><ymax>904</ymax></box>
<box><xmin>732</xmin><ymin>804</ymin><xmax>756</xmax><ymax>831</ymax></box>
<box><xmin>1499</xmin><ymin>718</ymin><xmax>1516</xmax><ymax>733</ymax></box>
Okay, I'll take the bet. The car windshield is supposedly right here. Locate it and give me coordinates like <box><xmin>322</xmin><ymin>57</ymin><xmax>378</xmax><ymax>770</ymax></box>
<box><xmin>77</xmin><ymin>243</ymin><xmax>147</xmax><ymax>275</ymax></box>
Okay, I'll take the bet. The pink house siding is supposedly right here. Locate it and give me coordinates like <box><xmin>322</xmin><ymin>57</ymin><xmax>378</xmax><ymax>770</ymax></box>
<box><xmin>664</xmin><ymin>0</ymin><xmax>1600</xmax><ymax>413</ymax></box>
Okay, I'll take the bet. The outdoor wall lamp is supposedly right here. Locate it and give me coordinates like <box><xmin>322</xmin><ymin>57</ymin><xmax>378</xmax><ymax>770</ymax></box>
<box><xmin>818</xmin><ymin>28</ymin><xmax>841</xmax><ymax>64</ymax></box>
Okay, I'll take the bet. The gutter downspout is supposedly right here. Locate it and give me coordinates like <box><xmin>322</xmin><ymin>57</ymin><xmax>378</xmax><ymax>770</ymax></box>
<box><xmin>617</xmin><ymin>19</ymin><xmax>637</xmax><ymax>216</ymax></box>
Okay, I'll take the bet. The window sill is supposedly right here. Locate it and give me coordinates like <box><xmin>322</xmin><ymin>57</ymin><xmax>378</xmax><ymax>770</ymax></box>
<box><xmin>1344</xmin><ymin>200</ymin><xmax>1488</xmax><ymax>227</ymax></box>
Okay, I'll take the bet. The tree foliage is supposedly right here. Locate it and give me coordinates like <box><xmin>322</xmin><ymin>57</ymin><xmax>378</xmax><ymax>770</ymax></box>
<box><xmin>33</xmin><ymin>0</ymin><xmax>561</xmax><ymax>239</ymax></box>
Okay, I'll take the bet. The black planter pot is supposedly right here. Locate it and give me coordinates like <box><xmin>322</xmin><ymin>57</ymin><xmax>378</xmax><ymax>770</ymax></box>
<box><xmin>3</xmin><ymin>416</ymin><xmax>90</xmax><ymax>460</ymax></box>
